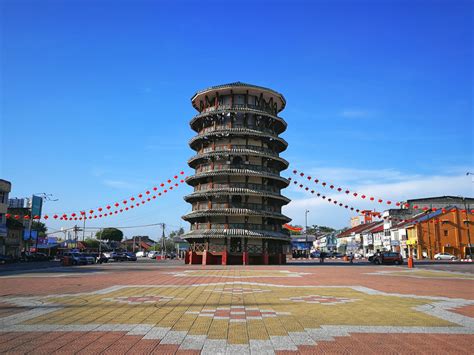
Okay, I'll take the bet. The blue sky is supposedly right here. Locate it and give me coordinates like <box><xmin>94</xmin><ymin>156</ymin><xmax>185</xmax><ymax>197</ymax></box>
<box><xmin>1</xmin><ymin>0</ymin><xmax>472</xmax><ymax>239</ymax></box>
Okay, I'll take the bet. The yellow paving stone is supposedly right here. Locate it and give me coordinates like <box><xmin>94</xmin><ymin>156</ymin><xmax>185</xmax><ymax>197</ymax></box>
<box><xmin>227</xmin><ymin>322</ymin><xmax>248</xmax><ymax>344</ymax></box>
<box><xmin>247</xmin><ymin>320</ymin><xmax>269</xmax><ymax>340</ymax></box>
<box><xmin>207</xmin><ymin>319</ymin><xmax>229</xmax><ymax>339</ymax></box>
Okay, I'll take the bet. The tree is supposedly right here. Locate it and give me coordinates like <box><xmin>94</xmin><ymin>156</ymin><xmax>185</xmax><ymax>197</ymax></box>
<box><xmin>96</xmin><ymin>228</ymin><xmax>123</xmax><ymax>242</ymax></box>
<box><xmin>169</xmin><ymin>227</ymin><xmax>185</xmax><ymax>239</ymax></box>
<box><xmin>84</xmin><ymin>238</ymin><xmax>100</xmax><ymax>248</ymax></box>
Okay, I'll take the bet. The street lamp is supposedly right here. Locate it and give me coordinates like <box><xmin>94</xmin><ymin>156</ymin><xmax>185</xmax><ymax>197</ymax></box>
<box><xmin>305</xmin><ymin>210</ymin><xmax>310</xmax><ymax>257</ymax></box>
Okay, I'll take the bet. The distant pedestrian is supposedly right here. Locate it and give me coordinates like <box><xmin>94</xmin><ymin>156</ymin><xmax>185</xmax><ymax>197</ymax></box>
<box><xmin>349</xmin><ymin>252</ymin><xmax>354</xmax><ymax>264</ymax></box>
<box><xmin>320</xmin><ymin>252</ymin><xmax>326</xmax><ymax>263</ymax></box>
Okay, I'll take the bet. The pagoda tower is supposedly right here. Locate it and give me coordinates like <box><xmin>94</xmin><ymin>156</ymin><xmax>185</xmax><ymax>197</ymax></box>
<box><xmin>182</xmin><ymin>82</ymin><xmax>291</xmax><ymax>265</ymax></box>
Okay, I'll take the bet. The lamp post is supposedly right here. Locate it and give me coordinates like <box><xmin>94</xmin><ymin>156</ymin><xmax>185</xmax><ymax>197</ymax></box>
<box><xmin>305</xmin><ymin>210</ymin><xmax>310</xmax><ymax>257</ymax></box>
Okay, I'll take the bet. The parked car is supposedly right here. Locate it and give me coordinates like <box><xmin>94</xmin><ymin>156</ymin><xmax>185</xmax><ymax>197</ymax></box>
<box><xmin>82</xmin><ymin>253</ymin><xmax>96</xmax><ymax>264</ymax></box>
<box><xmin>310</xmin><ymin>251</ymin><xmax>321</xmax><ymax>258</ymax></box>
<box><xmin>328</xmin><ymin>252</ymin><xmax>344</xmax><ymax>259</ymax></box>
<box><xmin>371</xmin><ymin>252</ymin><xmax>403</xmax><ymax>265</ymax></box>
<box><xmin>124</xmin><ymin>252</ymin><xmax>137</xmax><ymax>261</ymax></box>
<box><xmin>147</xmin><ymin>251</ymin><xmax>158</xmax><ymax>259</ymax></box>
<box><xmin>135</xmin><ymin>251</ymin><xmax>147</xmax><ymax>257</ymax></box>
<box><xmin>63</xmin><ymin>252</ymin><xmax>88</xmax><ymax>265</ymax></box>
<box><xmin>434</xmin><ymin>252</ymin><xmax>457</xmax><ymax>261</ymax></box>
<box><xmin>0</xmin><ymin>254</ymin><xmax>16</xmax><ymax>264</ymax></box>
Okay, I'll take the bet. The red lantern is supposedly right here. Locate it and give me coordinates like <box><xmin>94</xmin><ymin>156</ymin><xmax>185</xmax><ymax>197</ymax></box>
<box><xmin>293</xmin><ymin>181</ymin><xmax>297</xmax><ymax>185</ymax></box>
<box><xmin>123</xmin><ymin>200</ymin><xmax>128</xmax><ymax>204</ymax></box>
<box><xmin>131</xmin><ymin>197</ymin><xmax>135</xmax><ymax>201</ymax></box>
<box><xmin>152</xmin><ymin>196</ymin><xmax>156</xmax><ymax>199</ymax></box>
<box><xmin>396</xmin><ymin>202</ymin><xmax>401</xmax><ymax>206</ymax></box>
<box><xmin>125</xmin><ymin>207</ymin><xmax>129</xmax><ymax>211</ymax></box>
<box><xmin>136</xmin><ymin>203</ymin><xmax>140</xmax><ymax>207</ymax></box>
<box><xmin>130</xmin><ymin>205</ymin><xmax>134</xmax><ymax>209</ymax></box>
<box><xmin>24</xmin><ymin>215</ymin><xmax>30</xmax><ymax>220</ymax></box>
<box><xmin>314</xmin><ymin>179</ymin><xmax>319</xmax><ymax>183</ymax></box>
<box><xmin>442</xmin><ymin>208</ymin><xmax>447</xmax><ymax>213</ymax></box>
<box><xmin>180</xmin><ymin>171</ymin><xmax>184</xmax><ymax>174</ymax></box>
<box><xmin>81</xmin><ymin>211</ymin><xmax>86</xmax><ymax>215</ymax></box>
<box><xmin>322</xmin><ymin>196</ymin><xmax>326</xmax><ymax>199</ymax></box>
<box><xmin>322</xmin><ymin>182</ymin><xmax>326</xmax><ymax>186</ymax></box>
<box><xmin>71</xmin><ymin>213</ymin><xmax>76</xmax><ymax>217</ymax></box>
<box><xmin>98</xmin><ymin>207</ymin><xmax>103</xmax><ymax>212</ymax></box>
<box><xmin>330</xmin><ymin>185</ymin><xmax>334</xmax><ymax>189</ymax></box>
<box><xmin>353</xmin><ymin>193</ymin><xmax>358</xmax><ymax>197</ymax></box>
<box><xmin>114</xmin><ymin>203</ymin><xmax>119</xmax><ymax>207</ymax></box>
<box><xmin>160</xmin><ymin>183</ymin><xmax>165</xmax><ymax>187</ymax></box>
<box><xmin>387</xmin><ymin>201</ymin><xmax>391</xmax><ymax>205</ymax></box>
<box><xmin>53</xmin><ymin>215</ymin><xmax>58</xmax><ymax>219</ymax></box>
<box><xmin>5</xmin><ymin>213</ymin><xmax>10</xmax><ymax>218</ymax></box>
<box><xmin>158</xmin><ymin>193</ymin><xmax>162</xmax><ymax>196</ymax></box>
<box><xmin>378</xmin><ymin>199</ymin><xmax>383</xmax><ymax>203</ymax></box>
<box><xmin>413</xmin><ymin>205</ymin><xmax>418</xmax><ymax>209</ymax></box>
<box><xmin>337</xmin><ymin>188</ymin><xmax>342</xmax><ymax>192</ymax></box>
<box><xmin>361</xmin><ymin>195</ymin><xmax>366</xmax><ymax>199</ymax></box>
<box><xmin>33</xmin><ymin>215</ymin><xmax>40</xmax><ymax>219</ymax></box>
<box><xmin>106</xmin><ymin>205</ymin><xmax>111</xmax><ymax>210</ymax></box>
<box><xmin>147</xmin><ymin>198</ymin><xmax>151</xmax><ymax>201</ymax></box>
<box><xmin>89</xmin><ymin>209</ymin><xmax>94</xmax><ymax>214</ymax></box>
<box><xmin>299</xmin><ymin>184</ymin><xmax>303</xmax><ymax>188</ymax></box>
<box><xmin>138</xmin><ymin>194</ymin><xmax>143</xmax><ymax>198</ymax></box>
<box><xmin>174</xmin><ymin>175</ymin><xmax>178</xmax><ymax>179</ymax></box>
<box><xmin>141</xmin><ymin>201</ymin><xmax>145</xmax><ymax>204</ymax></box>
<box><xmin>180</xmin><ymin>180</ymin><xmax>184</xmax><ymax>183</ymax></box>
<box><xmin>370</xmin><ymin>197</ymin><xmax>374</xmax><ymax>201</ymax></box>
<box><xmin>307</xmin><ymin>176</ymin><xmax>311</xmax><ymax>180</ymax></box>
<box><xmin>300</xmin><ymin>173</ymin><xmax>304</xmax><ymax>177</ymax></box>
<box><xmin>345</xmin><ymin>190</ymin><xmax>349</xmax><ymax>194</ymax></box>
<box><xmin>317</xmin><ymin>193</ymin><xmax>321</xmax><ymax>196</ymax></box>
<box><xmin>167</xmin><ymin>179</ymin><xmax>171</xmax><ymax>183</ymax></box>
<box><xmin>350</xmin><ymin>207</ymin><xmax>354</xmax><ymax>210</ymax></box>
<box><xmin>311</xmin><ymin>190</ymin><xmax>314</xmax><ymax>194</ymax></box>
<box><xmin>114</xmin><ymin>211</ymin><xmax>118</xmax><ymax>214</ymax></box>
<box><xmin>120</xmin><ymin>209</ymin><xmax>123</xmax><ymax>212</ymax></box>
<box><xmin>356</xmin><ymin>209</ymin><xmax>360</xmax><ymax>213</ymax></box>
<box><xmin>170</xmin><ymin>186</ymin><xmax>173</xmax><ymax>190</ymax></box>
<box><xmin>94</xmin><ymin>216</ymin><xmax>97</xmax><ymax>219</ymax></box>
<box><xmin>175</xmin><ymin>183</ymin><xmax>178</xmax><ymax>187</ymax></box>
<box><xmin>345</xmin><ymin>205</ymin><xmax>348</xmax><ymax>208</ymax></box>
<box><xmin>292</xmin><ymin>170</ymin><xmax>297</xmax><ymax>174</ymax></box>
<box><xmin>153</xmin><ymin>187</ymin><xmax>158</xmax><ymax>191</ymax></box>
<box><xmin>328</xmin><ymin>198</ymin><xmax>331</xmax><ymax>202</ymax></box>
<box><xmin>99</xmin><ymin>214</ymin><xmax>103</xmax><ymax>217</ymax></box>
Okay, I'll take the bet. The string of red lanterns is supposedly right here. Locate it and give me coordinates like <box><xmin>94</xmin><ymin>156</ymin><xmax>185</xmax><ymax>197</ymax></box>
<box><xmin>289</xmin><ymin>177</ymin><xmax>370</xmax><ymax>215</ymax></box>
<box><xmin>6</xmin><ymin>171</ymin><xmax>187</xmax><ymax>222</ymax></box>
<box><xmin>291</xmin><ymin>169</ymin><xmax>474</xmax><ymax>214</ymax></box>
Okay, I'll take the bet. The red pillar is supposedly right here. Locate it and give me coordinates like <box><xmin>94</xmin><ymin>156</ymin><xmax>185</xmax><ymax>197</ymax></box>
<box><xmin>202</xmin><ymin>250</ymin><xmax>208</xmax><ymax>265</ymax></box>
<box><xmin>189</xmin><ymin>251</ymin><xmax>195</xmax><ymax>264</ymax></box>
<box><xmin>263</xmin><ymin>253</ymin><xmax>269</xmax><ymax>265</ymax></box>
<box><xmin>222</xmin><ymin>250</ymin><xmax>228</xmax><ymax>265</ymax></box>
<box><xmin>243</xmin><ymin>251</ymin><xmax>249</xmax><ymax>265</ymax></box>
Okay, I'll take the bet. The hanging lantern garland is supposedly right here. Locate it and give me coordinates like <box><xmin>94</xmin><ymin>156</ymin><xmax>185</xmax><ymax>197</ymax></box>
<box><xmin>6</xmin><ymin>171</ymin><xmax>188</xmax><ymax>222</ymax></box>
<box><xmin>291</xmin><ymin>169</ymin><xmax>474</xmax><ymax>214</ymax></box>
<box><xmin>289</xmin><ymin>177</ymin><xmax>373</xmax><ymax>215</ymax></box>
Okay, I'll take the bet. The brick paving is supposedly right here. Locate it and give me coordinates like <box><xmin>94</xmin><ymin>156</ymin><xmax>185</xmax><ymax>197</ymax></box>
<box><xmin>0</xmin><ymin>261</ymin><xmax>473</xmax><ymax>354</ymax></box>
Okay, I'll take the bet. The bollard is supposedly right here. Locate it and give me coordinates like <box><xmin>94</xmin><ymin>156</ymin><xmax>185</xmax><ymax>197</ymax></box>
<box><xmin>407</xmin><ymin>256</ymin><xmax>414</xmax><ymax>268</ymax></box>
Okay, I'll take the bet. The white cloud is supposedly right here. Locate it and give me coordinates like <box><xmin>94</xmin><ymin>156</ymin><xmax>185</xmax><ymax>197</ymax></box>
<box><xmin>283</xmin><ymin>167</ymin><xmax>473</xmax><ymax>229</ymax></box>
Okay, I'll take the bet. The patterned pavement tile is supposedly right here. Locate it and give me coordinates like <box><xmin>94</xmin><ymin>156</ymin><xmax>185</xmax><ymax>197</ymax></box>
<box><xmin>0</xmin><ymin>265</ymin><xmax>473</xmax><ymax>354</ymax></box>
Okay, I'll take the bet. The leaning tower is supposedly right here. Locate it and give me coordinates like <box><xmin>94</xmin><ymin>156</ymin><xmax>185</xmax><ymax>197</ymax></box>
<box><xmin>182</xmin><ymin>82</ymin><xmax>291</xmax><ymax>265</ymax></box>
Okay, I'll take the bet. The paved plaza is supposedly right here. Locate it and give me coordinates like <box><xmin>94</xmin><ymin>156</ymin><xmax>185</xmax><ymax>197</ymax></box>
<box><xmin>0</xmin><ymin>261</ymin><xmax>473</xmax><ymax>354</ymax></box>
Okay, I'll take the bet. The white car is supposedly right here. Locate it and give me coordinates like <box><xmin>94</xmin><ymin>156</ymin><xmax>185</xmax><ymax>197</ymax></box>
<box><xmin>147</xmin><ymin>251</ymin><xmax>158</xmax><ymax>259</ymax></box>
<box><xmin>135</xmin><ymin>251</ymin><xmax>146</xmax><ymax>257</ymax></box>
<box><xmin>434</xmin><ymin>252</ymin><xmax>457</xmax><ymax>260</ymax></box>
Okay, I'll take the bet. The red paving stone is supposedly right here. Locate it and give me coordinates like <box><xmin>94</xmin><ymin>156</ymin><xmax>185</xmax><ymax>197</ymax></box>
<box><xmin>451</xmin><ymin>304</ymin><xmax>474</xmax><ymax>318</ymax></box>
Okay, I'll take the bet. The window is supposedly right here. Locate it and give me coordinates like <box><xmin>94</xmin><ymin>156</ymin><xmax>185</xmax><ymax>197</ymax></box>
<box><xmin>234</xmin><ymin>95</ymin><xmax>245</xmax><ymax>106</ymax></box>
<box><xmin>444</xmin><ymin>230</ymin><xmax>448</xmax><ymax>237</ymax></box>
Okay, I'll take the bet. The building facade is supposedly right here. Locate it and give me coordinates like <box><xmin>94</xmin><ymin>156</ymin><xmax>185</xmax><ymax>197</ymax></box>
<box><xmin>182</xmin><ymin>82</ymin><xmax>291</xmax><ymax>265</ymax></box>
<box><xmin>0</xmin><ymin>180</ymin><xmax>12</xmax><ymax>255</ymax></box>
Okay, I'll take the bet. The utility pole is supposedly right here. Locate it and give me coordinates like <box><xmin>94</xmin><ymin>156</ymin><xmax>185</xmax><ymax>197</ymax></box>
<box><xmin>158</xmin><ymin>223</ymin><xmax>166</xmax><ymax>258</ymax></box>
<box><xmin>463</xmin><ymin>198</ymin><xmax>472</xmax><ymax>258</ymax></box>
<box><xmin>82</xmin><ymin>212</ymin><xmax>86</xmax><ymax>241</ymax></box>
<box><xmin>73</xmin><ymin>225</ymin><xmax>79</xmax><ymax>249</ymax></box>
<box><xmin>305</xmin><ymin>210</ymin><xmax>310</xmax><ymax>257</ymax></box>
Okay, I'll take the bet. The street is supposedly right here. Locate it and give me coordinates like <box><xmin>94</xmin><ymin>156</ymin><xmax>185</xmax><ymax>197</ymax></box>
<box><xmin>0</xmin><ymin>260</ymin><xmax>473</xmax><ymax>354</ymax></box>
